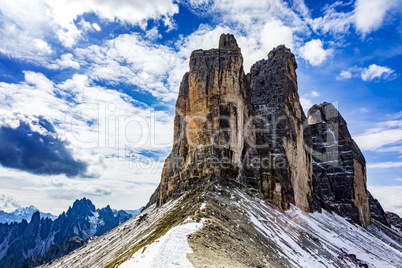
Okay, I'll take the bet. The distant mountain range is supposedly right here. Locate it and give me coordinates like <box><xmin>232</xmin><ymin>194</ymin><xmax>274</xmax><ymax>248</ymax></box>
<box><xmin>0</xmin><ymin>205</ymin><xmax>142</xmax><ymax>224</ymax></box>
<box><xmin>0</xmin><ymin>198</ymin><xmax>141</xmax><ymax>268</ymax></box>
<box><xmin>0</xmin><ymin>206</ymin><xmax>57</xmax><ymax>224</ymax></box>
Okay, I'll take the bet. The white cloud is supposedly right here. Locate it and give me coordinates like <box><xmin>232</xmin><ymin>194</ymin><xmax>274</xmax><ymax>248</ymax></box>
<box><xmin>354</xmin><ymin>0</ymin><xmax>399</xmax><ymax>35</ymax></box>
<box><xmin>260</xmin><ymin>20</ymin><xmax>295</xmax><ymax>52</ymax></box>
<box><xmin>0</xmin><ymin>1</ymin><xmax>54</xmax><ymax>62</ymax></box>
<box><xmin>300</xmin><ymin>97</ymin><xmax>314</xmax><ymax>111</ymax></box>
<box><xmin>45</xmin><ymin>0</ymin><xmax>178</xmax><ymax>26</ymax></box>
<box><xmin>45</xmin><ymin>0</ymin><xmax>178</xmax><ymax>46</ymax></box>
<box><xmin>299</xmin><ymin>91</ymin><xmax>319</xmax><ymax>112</ymax></box>
<box><xmin>361</xmin><ymin>64</ymin><xmax>395</xmax><ymax>81</ymax></box>
<box><xmin>0</xmin><ymin>194</ymin><xmax>21</xmax><ymax>213</ymax></box>
<box><xmin>0</xmin><ymin>69</ymin><xmax>175</xmax><ymax>212</ymax></box>
<box><xmin>181</xmin><ymin>0</ymin><xmax>310</xmax><ymax>71</ymax></box>
<box><xmin>145</xmin><ymin>27</ymin><xmax>162</xmax><ymax>41</ymax></box>
<box><xmin>367</xmin><ymin>162</ymin><xmax>402</xmax><ymax>169</ymax></box>
<box><xmin>0</xmin><ymin>0</ymin><xmax>179</xmax><ymax>57</ymax></box>
<box><xmin>308</xmin><ymin>0</ymin><xmax>400</xmax><ymax>37</ymax></box>
<box><xmin>48</xmin><ymin>53</ymin><xmax>80</xmax><ymax>70</ymax></box>
<box><xmin>74</xmin><ymin>33</ymin><xmax>188</xmax><ymax>101</ymax></box>
<box><xmin>355</xmin><ymin>119</ymin><xmax>402</xmax><ymax>152</ymax></box>
<box><xmin>299</xmin><ymin>39</ymin><xmax>333</xmax><ymax>66</ymax></box>
<box><xmin>336</xmin><ymin>70</ymin><xmax>352</xmax><ymax>80</ymax></box>
<box><xmin>310</xmin><ymin>2</ymin><xmax>353</xmax><ymax>35</ymax></box>
<box><xmin>369</xmin><ymin>186</ymin><xmax>402</xmax><ymax>216</ymax></box>
<box><xmin>33</xmin><ymin>39</ymin><xmax>53</xmax><ymax>55</ymax></box>
<box><xmin>337</xmin><ymin>64</ymin><xmax>396</xmax><ymax>81</ymax></box>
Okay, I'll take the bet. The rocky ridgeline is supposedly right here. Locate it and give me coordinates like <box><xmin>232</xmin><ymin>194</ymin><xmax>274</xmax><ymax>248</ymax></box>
<box><xmin>148</xmin><ymin>34</ymin><xmax>375</xmax><ymax>227</ymax></box>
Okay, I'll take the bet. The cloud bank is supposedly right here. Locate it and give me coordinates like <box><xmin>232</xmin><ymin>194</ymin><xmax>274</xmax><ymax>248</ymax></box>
<box><xmin>0</xmin><ymin>113</ymin><xmax>89</xmax><ymax>177</ymax></box>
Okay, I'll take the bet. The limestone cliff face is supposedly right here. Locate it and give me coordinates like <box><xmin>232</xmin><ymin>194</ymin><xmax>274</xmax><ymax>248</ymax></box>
<box><xmin>308</xmin><ymin>103</ymin><xmax>371</xmax><ymax>227</ymax></box>
<box><xmin>385</xmin><ymin>211</ymin><xmax>402</xmax><ymax>233</ymax></box>
<box><xmin>148</xmin><ymin>34</ymin><xmax>374</xmax><ymax>227</ymax></box>
<box><xmin>155</xmin><ymin>34</ymin><xmax>256</xmax><ymax>206</ymax></box>
<box><xmin>149</xmin><ymin>36</ymin><xmax>313</xmax><ymax>213</ymax></box>
<box><xmin>247</xmin><ymin>46</ymin><xmax>312</xmax><ymax>212</ymax></box>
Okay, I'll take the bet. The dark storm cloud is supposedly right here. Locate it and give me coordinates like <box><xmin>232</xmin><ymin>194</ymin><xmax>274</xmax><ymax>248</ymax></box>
<box><xmin>0</xmin><ymin>114</ymin><xmax>88</xmax><ymax>177</ymax></box>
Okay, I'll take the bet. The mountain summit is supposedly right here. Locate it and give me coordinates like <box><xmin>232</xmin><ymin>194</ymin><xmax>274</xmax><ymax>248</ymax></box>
<box><xmin>44</xmin><ymin>34</ymin><xmax>402</xmax><ymax>267</ymax></box>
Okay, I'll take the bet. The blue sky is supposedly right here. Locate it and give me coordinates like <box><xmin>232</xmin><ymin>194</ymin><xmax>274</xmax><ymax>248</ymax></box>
<box><xmin>0</xmin><ymin>0</ymin><xmax>401</xmax><ymax>215</ymax></box>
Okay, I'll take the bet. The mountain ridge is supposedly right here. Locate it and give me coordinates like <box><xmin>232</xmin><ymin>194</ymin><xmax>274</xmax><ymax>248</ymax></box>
<box><xmin>0</xmin><ymin>198</ymin><xmax>138</xmax><ymax>268</ymax></box>
<box><xmin>43</xmin><ymin>34</ymin><xmax>402</xmax><ymax>267</ymax></box>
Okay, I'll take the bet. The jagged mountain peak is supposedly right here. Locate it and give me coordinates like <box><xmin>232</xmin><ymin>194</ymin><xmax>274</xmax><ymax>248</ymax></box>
<box><xmin>71</xmin><ymin>197</ymin><xmax>95</xmax><ymax>210</ymax></box>
<box><xmin>267</xmin><ymin>44</ymin><xmax>295</xmax><ymax>61</ymax></box>
<box><xmin>0</xmin><ymin>198</ymin><xmax>135</xmax><ymax>268</ymax></box>
<box><xmin>30</xmin><ymin>210</ymin><xmax>41</xmax><ymax>223</ymax></box>
<box><xmin>67</xmin><ymin>197</ymin><xmax>96</xmax><ymax>217</ymax></box>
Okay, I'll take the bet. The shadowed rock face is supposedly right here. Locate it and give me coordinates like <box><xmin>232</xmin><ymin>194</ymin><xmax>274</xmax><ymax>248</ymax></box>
<box><xmin>386</xmin><ymin>211</ymin><xmax>402</xmax><ymax>232</ymax></box>
<box><xmin>308</xmin><ymin>103</ymin><xmax>371</xmax><ymax>227</ymax></box>
<box><xmin>148</xmin><ymin>34</ymin><xmax>374</xmax><ymax>227</ymax></box>
<box><xmin>149</xmin><ymin>34</ymin><xmax>312</xmax><ymax>213</ymax></box>
<box><xmin>155</xmin><ymin>34</ymin><xmax>256</xmax><ymax>206</ymax></box>
<box><xmin>247</xmin><ymin>45</ymin><xmax>312</xmax><ymax>212</ymax></box>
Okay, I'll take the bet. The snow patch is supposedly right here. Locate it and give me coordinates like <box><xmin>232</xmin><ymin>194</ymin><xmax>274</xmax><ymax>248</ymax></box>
<box><xmin>120</xmin><ymin>222</ymin><xmax>202</xmax><ymax>268</ymax></box>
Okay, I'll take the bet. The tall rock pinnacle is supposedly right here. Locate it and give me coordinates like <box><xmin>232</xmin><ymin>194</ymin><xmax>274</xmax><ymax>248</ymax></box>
<box><xmin>147</xmin><ymin>34</ymin><xmax>372</xmax><ymax>227</ymax></box>
<box><xmin>247</xmin><ymin>45</ymin><xmax>312</xmax><ymax>212</ymax></box>
<box><xmin>308</xmin><ymin>102</ymin><xmax>371</xmax><ymax>227</ymax></box>
<box><xmin>152</xmin><ymin>33</ymin><xmax>255</xmax><ymax>206</ymax></box>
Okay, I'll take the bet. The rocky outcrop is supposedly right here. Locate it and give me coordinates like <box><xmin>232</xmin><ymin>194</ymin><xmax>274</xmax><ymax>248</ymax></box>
<box><xmin>43</xmin><ymin>185</ymin><xmax>402</xmax><ymax>268</ymax></box>
<box><xmin>386</xmin><ymin>211</ymin><xmax>402</xmax><ymax>232</ymax></box>
<box><xmin>368</xmin><ymin>191</ymin><xmax>389</xmax><ymax>226</ymax></box>
<box><xmin>247</xmin><ymin>45</ymin><xmax>312</xmax><ymax>212</ymax></box>
<box><xmin>149</xmin><ymin>35</ymin><xmax>312</xmax><ymax>213</ymax></box>
<box><xmin>154</xmin><ymin>34</ymin><xmax>256</xmax><ymax>206</ymax></box>
<box><xmin>308</xmin><ymin>103</ymin><xmax>371</xmax><ymax>227</ymax></box>
<box><xmin>147</xmin><ymin>34</ymin><xmax>377</xmax><ymax>227</ymax></box>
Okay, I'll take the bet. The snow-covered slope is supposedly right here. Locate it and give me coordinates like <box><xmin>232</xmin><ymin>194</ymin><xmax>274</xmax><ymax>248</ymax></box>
<box><xmin>43</xmin><ymin>184</ymin><xmax>402</xmax><ymax>268</ymax></box>
<box><xmin>120</xmin><ymin>222</ymin><xmax>201</xmax><ymax>268</ymax></box>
